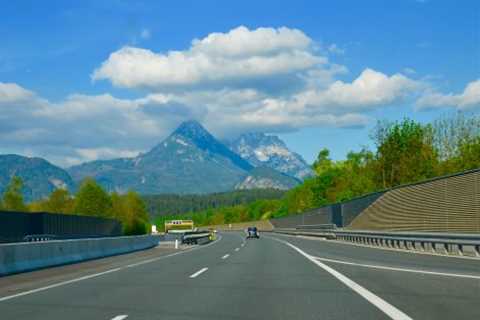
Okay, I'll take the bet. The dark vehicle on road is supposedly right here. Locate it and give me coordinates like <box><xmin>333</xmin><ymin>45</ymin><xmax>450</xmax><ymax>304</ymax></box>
<box><xmin>246</xmin><ymin>227</ymin><xmax>260</xmax><ymax>239</ymax></box>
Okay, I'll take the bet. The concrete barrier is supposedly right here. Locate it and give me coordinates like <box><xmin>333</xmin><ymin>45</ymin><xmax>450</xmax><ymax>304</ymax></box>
<box><xmin>0</xmin><ymin>235</ymin><xmax>160</xmax><ymax>276</ymax></box>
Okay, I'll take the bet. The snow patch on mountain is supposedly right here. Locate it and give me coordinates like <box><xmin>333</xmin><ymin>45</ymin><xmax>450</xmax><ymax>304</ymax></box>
<box><xmin>49</xmin><ymin>178</ymin><xmax>68</xmax><ymax>190</ymax></box>
<box><xmin>174</xmin><ymin>137</ymin><xmax>189</xmax><ymax>146</ymax></box>
<box><xmin>228</xmin><ymin>133</ymin><xmax>314</xmax><ymax>180</ymax></box>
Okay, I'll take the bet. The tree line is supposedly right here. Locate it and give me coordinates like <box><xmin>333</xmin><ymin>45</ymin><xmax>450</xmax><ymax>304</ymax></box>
<box><xmin>156</xmin><ymin>113</ymin><xmax>480</xmax><ymax>227</ymax></box>
<box><xmin>144</xmin><ymin>189</ymin><xmax>285</xmax><ymax>217</ymax></box>
<box><xmin>0</xmin><ymin>177</ymin><xmax>150</xmax><ymax>235</ymax></box>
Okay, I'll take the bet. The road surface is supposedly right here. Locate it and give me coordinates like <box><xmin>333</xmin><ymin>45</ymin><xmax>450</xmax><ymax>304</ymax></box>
<box><xmin>0</xmin><ymin>232</ymin><xmax>479</xmax><ymax>319</ymax></box>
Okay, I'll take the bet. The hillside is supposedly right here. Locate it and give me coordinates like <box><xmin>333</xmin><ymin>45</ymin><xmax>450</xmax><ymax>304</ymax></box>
<box><xmin>235</xmin><ymin>166</ymin><xmax>300</xmax><ymax>190</ymax></box>
<box><xmin>143</xmin><ymin>188</ymin><xmax>285</xmax><ymax>217</ymax></box>
<box><xmin>0</xmin><ymin>154</ymin><xmax>75</xmax><ymax>202</ymax></box>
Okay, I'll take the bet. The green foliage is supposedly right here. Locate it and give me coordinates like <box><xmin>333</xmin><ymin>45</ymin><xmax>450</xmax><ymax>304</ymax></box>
<box><xmin>313</xmin><ymin>148</ymin><xmax>333</xmax><ymax>176</ymax></box>
<box><xmin>118</xmin><ymin>191</ymin><xmax>150</xmax><ymax>235</ymax></box>
<box><xmin>40</xmin><ymin>189</ymin><xmax>74</xmax><ymax>213</ymax></box>
<box><xmin>73</xmin><ymin>178</ymin><xmax>112</xmax><ymax>217</ymax></box>
<box><xmin>374</xmin><ymin>118</ymin><xmax>438</xmax><ymax>188</ymax></box>
<box><xmin>2</xmin><ymin>176</ymin><xmax>27</xmax><ymax>211</ymax></box>
<box><xmin>153</xmin><ymin>198</ymin><xmax>282</xmax><ymax>230</ymax></box>
<box><xmin>4</xmin><ymin>114</ymin><xmax>480</xmax><ymax>232</ymax></box>
<box><xmin>150</xmin><ymin>115</ymin><xmax>480</xmax><ymax>227</ymax></box>
<box><xmin>143</xmin><ymin>189</ymin><xmax>285</xmax><ymax>217</ymax></box>
<box><xmin>24</xmin><ymin>182</ymin><xmax>150</xmax><ymax>235</ymax></box>
<box><xmin>454</xmin><ymin>137</ymin><xmax>480</xmax><ymax>171</ymax></box>
<box><xmin>432</xmin><ymin>112</ymin><xmax>480</xmax><ymax>161</ymax></box>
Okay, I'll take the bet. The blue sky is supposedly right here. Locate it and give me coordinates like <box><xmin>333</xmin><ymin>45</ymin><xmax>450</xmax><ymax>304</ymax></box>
<box><xmin>0</xmin><ymin>0</ymin><xmax>479</xmax><ymax>165</ymax></box>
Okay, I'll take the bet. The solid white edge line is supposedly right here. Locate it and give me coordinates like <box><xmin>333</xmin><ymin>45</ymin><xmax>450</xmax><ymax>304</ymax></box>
<box><xmin>311</xmin><ymin>256</ymin><xmax>480</xmax><ymax>280</ymax></box>
<box><xmin>111</xmin><ymin>315</ymin><xmax>128</xmax><ymax>320</ymax></box>
<box><xmin>189</xmin><ymin>267</ymin><xmax>208</xmax><ymax>278</ymax></box>
<box><xmin>0</xmin><ymin>235</ymin><xmax>223</xmax><ymax>303</ymax></box>
<box><xmin>222</xmin><ymin>254</ymin><xmax>230</xmax><ymax>259</ymax></box>
<box><xmin>270</xmin><ymin>237</ymin><xmax>413</xmax><ymax>320</ymax></box>
<box><xmin>0</xmin><ymin>268</ymin><xmax>121</xmax><ymax>302</ymax></box>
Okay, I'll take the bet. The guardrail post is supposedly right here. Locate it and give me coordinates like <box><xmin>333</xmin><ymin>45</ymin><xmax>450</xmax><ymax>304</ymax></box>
<box><xmin>457</xmin><ymin>244</ymin><xmax>463</xmax><ymax>256</ymax></box>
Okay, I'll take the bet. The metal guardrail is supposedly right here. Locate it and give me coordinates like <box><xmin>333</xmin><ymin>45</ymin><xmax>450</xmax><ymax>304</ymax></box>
<box><xmin>181</xmin><ymin>231</ymin><xmax>212</xmax><ymax>245</ymax></box>
<box><xmin>273</xmin><ymin>228</ymin><xmax>480</xmax><ymax>258</ymax></box>
<box><xmin>296</xmin><ymin>224</ymin><xmax>337</xmax><ymax>230</ymax></box>
<box><xmin>23</xmin><ymin>234</ymin><xmax>57</xmax><ymax>242</ymax></box>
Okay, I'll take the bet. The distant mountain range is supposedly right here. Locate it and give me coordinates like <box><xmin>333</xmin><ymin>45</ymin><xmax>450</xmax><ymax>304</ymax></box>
<box><xmin>0</xmin><ymin>121</ymin><xmax>314</xmax><ymax>200</ymax></box>
<box><xmin>228</xmin><ymin>132</ymin><xmax>314</xmax><ymax>180</ymax></box>
<box><xmin>0</xmin><ymin>154</ymin><xmax>75</xmax><ymax>202</ymax></box>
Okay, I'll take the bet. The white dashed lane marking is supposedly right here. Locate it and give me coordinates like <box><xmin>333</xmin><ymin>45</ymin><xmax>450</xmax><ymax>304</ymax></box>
<box><xmin>189</xmin><ymin>267</ymin><xmax>208</xmax><ymax>278</ymax></box>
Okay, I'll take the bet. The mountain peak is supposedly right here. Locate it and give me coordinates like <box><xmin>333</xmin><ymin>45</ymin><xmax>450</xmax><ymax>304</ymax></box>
<box><xmin>237</xmin><ymin>132</ymin><xmax>286</xmax><ymax>148</ymax></box>
<box><xmin>146</xmin><ymin>119</ymin><xmax>253</xmax><ymax>172</ymax></box>
<box><xmin>229</xmin><ymin>133</ymin><xmax>314</xmax><ymax>180</ymax></box>
<box><xmin>173</xmin><ymin>120</ymin><xmax>210</xmax><ymax>139</ymax></box>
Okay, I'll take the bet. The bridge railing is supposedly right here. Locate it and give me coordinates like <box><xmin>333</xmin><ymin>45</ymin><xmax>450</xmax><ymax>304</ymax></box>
<box><xmin>273</xmin><ymin>228</ymin><xmax>480</xmax><ymax>258</ymax></box>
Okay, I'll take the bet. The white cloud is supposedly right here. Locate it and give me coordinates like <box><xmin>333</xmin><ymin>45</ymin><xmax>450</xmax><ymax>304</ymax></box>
<box><xmin>293</xmin><ymin>68</ymin><xmax>421</xmax><ymax>113</ymax></box>
<box><xmin>190</xmin><ymin>26</ymin><xmax>311</xmax><ymax>57</ymax></box>
<box><xmin>0</xmin><ymin>26</ymin><xmax>435</xmax><ymax>166</ymax></box>
<box><xmin>0</xmin><ymin>82</ymin><xmax>34</xmax><ymax>102</ymax></box>
<box><xmin>416</xmin><ymin>79</ymin><xmax>480</xmax><ymax>110</ymax></box>
<box><xmin>0</xmin><ymin>83</ymin><xmax>195</xmax><ymax>166</ymax></box>
<box><xmin>0</xmin><ymin>66</ymin><xmax>424</xmax><ymax>166</ymax></box>
<box><xmin>170</xmin><ymin>69</ymin><xmax>419</xmax><ymax>136</ymax></box>
<box><xmin>75</xmin><ymin>147</ymin><xmax>141</xmax><ymax>162</ymax></box>
<box><xmin>92</xmin><ymin>26</ymin><xmax>326</xmax><ymax>90</ymax></box>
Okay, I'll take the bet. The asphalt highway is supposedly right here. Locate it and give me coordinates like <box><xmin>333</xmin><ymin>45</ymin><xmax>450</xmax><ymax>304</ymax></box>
<box><xmin>0</xmin><ymin>232</ymin><xmax>479</xmax><ymax>319</ymax></box>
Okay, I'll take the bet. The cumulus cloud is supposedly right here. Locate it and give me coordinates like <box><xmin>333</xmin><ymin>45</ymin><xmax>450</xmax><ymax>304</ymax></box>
<box><xmin>416</xmin><ymin>79</ymin><xmax>480</xmax><ymax>110</ymax></box>
<box><xmin>0</xmin><ymin>82</ymin><xmax>34</xmax><ymax>102</ymax></box>
<box><xmin>92</xmin><ymin>26</ymin><xmax>326</xmax><ymax>90</ymax></box>
<box><xmin>1</xmin><ymin>26</ymin><xmax>433</xmax><ymax>166</ymax></box>
<box><xmin>0</xmin><ymin>65</ymin><xmax>424</xmax><ymax>166</ymax></box>
<box><xmin>295</xmin><ymin>68</ymin><xmax>421</xmax><ymax>113</ymax></box>
<box><xmin>170</xmin><ymin>69</ymin><xmax>420</xmax><ymax>136</ymax></box>
<box><xmin>0</xmin><ymin>83</ymin><xmax>193</xmax><ymax>166</ymax></box>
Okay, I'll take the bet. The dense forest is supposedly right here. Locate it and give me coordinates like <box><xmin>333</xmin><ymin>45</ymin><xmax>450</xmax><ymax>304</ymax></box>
<box><xmin>154</xmin><ymin>113</ymin><xmax>480</xmax><ymax>229</ymax></box>
<box><xmin>143</xmin><ymin>189</ymin><xmax>285</xmax><ymax>217</ymax></box>
<box><xmin>0</xmin><ymin>177</ymin><xmax>150</xmax><ymax>235</ymax></box>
